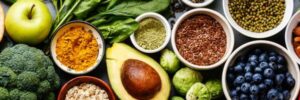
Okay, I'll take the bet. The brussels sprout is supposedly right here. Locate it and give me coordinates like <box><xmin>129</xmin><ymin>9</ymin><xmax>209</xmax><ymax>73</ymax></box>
<box><xmin>186</xmin><ymin>82</ymin><xmax>211</xmax><ymax>100</ymax></box>
<box><xmin>160</xmin><ymin>49</ymin><xmax>180</xmax><ymax>74</ymax></box>
<box><xmin>173</xmin><ymin>67</ymin><xmax>203</xmax><ymax>96</ymax></box>
<box><xmin>205</xmin><ymin>79</ymin><xmax>223</xmax><ymax>99</ymax></box>
<box><xmin>171</xmin><ymin>96</ymin><xmax>184</xmax><ymax>100</ymax></box>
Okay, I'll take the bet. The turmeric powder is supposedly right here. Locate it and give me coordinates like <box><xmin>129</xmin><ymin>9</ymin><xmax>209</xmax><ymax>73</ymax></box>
<box><xmin>56</xmin><ymin>26</ymin><xmax>99</xmax><ymax>71</ymax></box>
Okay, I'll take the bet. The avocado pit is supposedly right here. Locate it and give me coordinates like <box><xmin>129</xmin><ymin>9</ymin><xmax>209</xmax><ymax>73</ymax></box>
<box><xmin>121</xmin><ymin>59</ymin><xmax>161</xmax><ymax>99</ymax></box>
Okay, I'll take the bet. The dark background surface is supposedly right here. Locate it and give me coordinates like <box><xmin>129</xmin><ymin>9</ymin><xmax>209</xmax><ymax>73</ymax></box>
<box><xmin>1</xmin><ymin>0</ymin><xmax>300</xmax><ymax>99</ymax></box>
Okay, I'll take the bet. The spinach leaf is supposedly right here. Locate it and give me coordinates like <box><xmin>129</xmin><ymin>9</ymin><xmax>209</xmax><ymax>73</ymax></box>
<box><xmin>73</xmin><ymin>0</ymin><xmax>102</xmax><ymax>19</ymax></box>
<box><xmin>87</xmin><ymin>0</ymin><xmax>170</xmax><ymax>21</ymax></box>
<box><xmin>96</xmin><ymin>17</ymin><xmax>139</xmax><ymax>43</ymax></box>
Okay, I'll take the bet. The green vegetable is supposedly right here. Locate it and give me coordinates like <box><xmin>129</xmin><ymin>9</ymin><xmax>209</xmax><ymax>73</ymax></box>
<box><xmin>96</xmin><ymin>17</ymin><xmax>139</xmax><ymax>43</ymax></box>
<box><xmin>160</xmin><ymin>49</ymin><xmax>180</xmax><ymax>74</ymax></box>
<box><xmin>0</xmin><ymin>87</ymin><xmax>9</xmax><ymax>100</ymax></box>
<box><xmin>205</xmin><ymin>79</ymin><xmax>223</xmax><ymax>99</ymax></box>
<box><xmin>73</xmin><ymin>0</ymin><xmax>102</xmax><ymax>19</ymax></box>
<box><xmin>87</xmin><ymin>0</ymin><xmax>170</xmax><ymax>20</ymax></box>
<box><xmin>172</xmin><ymin>67</ymin><xmax>203</xmax><ymax>96</ymax></box>
<box><xmin>0</xmin><ymin>67</ymin><xmax>17</xmax><ymax>87</ymax></box>
<box><xmin>46</xmin><ymin>92</ymin><xmax>56</xmax><ymax>100</ymax></box>
<box><xmin>171</xmin><ymin>96</ymin><xmax>184</xmax><ymax>100</ymax></box>
<box><xmin>0</xmin><ymin>44</ymin><xmax>60</xmax><ymax>100</ymax></box>
<box><xmin>186</xmin><ymin>82</ymin><xmax>211</xmax><ymax>100</ymax></box>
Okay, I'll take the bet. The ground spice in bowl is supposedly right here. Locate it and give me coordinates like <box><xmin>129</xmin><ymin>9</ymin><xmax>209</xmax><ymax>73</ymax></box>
<box><xmin>134</xmin><ymin>18</ymin><xmax>166</xmax><ymax>50</ymax></box>
<box><xmin>175</xmin><ymin>14</ymin><xmax>226</xmax><ymax>66</ymax></box>
<box><xmin>56</xmin><ymin>26</ymin><xmax>99</xmax><ymax>71</ymax></box>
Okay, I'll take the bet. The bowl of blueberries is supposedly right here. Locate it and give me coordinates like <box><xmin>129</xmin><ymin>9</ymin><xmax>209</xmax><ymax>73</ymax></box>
<box><xmin>222</xmin><ymin>40</ymin><xmax>300</xmax><ymax>100</ymax></box>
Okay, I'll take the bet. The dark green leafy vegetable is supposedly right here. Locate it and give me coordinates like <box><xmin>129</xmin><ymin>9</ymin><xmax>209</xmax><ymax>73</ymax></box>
<box><xmin>95</xmin><ymin>17</ymin><xmax>139</xmax><ymax>43</ymax></box>
<box><xmin>73</xmin><ymin>0</ymin><xmax>102</xmax><ymax>19</ymax></box>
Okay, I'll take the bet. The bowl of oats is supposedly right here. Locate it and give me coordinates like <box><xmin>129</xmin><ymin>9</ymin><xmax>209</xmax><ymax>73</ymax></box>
<box><xmin>58</xmin><ymin>76</ymin><xmax>116</xmax><ymax>100</ymax></box>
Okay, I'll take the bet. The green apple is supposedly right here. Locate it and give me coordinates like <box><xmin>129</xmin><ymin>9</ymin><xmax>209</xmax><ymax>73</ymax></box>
<box><xmin>5</xmin><ymin>0</ymin><xmax>52</xmax><ymax>45</ymax></box>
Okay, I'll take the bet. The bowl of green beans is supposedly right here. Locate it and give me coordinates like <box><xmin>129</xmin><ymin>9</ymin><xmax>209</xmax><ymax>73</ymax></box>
<box><xmin>223</xmin><ymin>0</ymin><xmax>293</xmax><ymax>38</ymax></box>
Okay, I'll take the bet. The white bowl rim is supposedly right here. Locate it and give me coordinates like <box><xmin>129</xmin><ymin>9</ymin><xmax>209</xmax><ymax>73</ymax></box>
<box><xmin>182</xmin><ymin>0</ymin><xmax>214</xmax><ymax>8</ymax></box>
<box><xmin>130</xmin><ymin>12</ymin><xmax>171</xmax><ymax>54</ymax></box>
<box><xmin>222</xmin><ymin>40</ymin><xmax>300</xmax><ymax>100</ymax></box>
<box><xmin>171</xmin><ymin>8</ymin><xmax>235</xmax><ymax>70</ymax></box>
<box><xmin>50</xmin><ymin>21</ymin><xmax>105</xmax><ymax>75</ymax></box>
<box><xmin>285</xmin><ymin>10</ymin><xmax>300</xmax><ymax>65</ymax></box>
<box><xmin>223</xmin><ymin>0</ymin><xmax>293</xmax><ymax>38</ymax></box>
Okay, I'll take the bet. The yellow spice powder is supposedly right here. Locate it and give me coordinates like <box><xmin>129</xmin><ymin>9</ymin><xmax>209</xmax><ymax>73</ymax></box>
<box><xmin>56</xmin><ymin>26</ymin><xmax>99</xmax><ymax>71</ymax></box>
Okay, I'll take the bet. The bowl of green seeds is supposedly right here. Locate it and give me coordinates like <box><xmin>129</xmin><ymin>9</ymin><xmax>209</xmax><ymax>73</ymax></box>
<box><xmin>223</xmin><ymin>0</ymin><xmax>293</xmax><ymax>38</ymax></box>
<box><xmin>130</xmin><ymin>12</ymin><xmax>171</xmax><ymax>53</ymax></box>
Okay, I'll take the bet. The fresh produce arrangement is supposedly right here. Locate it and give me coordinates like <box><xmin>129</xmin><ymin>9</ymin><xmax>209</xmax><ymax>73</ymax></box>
<box><xmin>0</xmin><ymin>0</ymin><xmax>300</xmax><ymax>100</ymax></box>
<box><xmin>226</xmin><ymin>48</ymin><xmax>295</xmax><ymax>100</ymax></box>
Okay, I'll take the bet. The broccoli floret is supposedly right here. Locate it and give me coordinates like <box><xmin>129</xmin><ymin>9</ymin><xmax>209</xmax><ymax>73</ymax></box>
<box><xmin>17</xmin><ymin>71</ymin><xmax>40</xmax><ymax>91</ymax></box>
<box><xmin>45</xmin><ymin>92</ymin><xmax>56</xmax><ymax>100</ymax></box>
<box><xmin>9</xmin><ymin>89</ymin><xmax>22</xmax><ymax>100</ymax></box>
<box><xmin>0</xmin><ymin>67</ymin><xmax>17</xmax><ymax>87</ymax></box>
<box><xmin>0</xmin><ymin>44</ymin><xmax>60</xmax><ymax>99</ymax></box>
<box><xmin>0</xmin><ymin>87</ymin><xmax>9</xmax><ymax>100</ymax></box>
<box><xmin>37</xmin><ymin>80</ymin><xmax>51</xmax><ymax>95</ymax></box>
<box><xmin>19</xmin><ymin>91</ymin><xmax>37</xmax><ymax>100</ymax></box>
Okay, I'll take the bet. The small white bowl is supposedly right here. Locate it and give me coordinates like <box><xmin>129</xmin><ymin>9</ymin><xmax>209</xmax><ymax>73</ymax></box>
<box><xmin>51</xmin><ymin>21</ymin><xmax>105</xmax><ymax>75</ymax></box>
<box><xmin>285</xmin><ymin>10</ymin><xmax>300</xmax><ymax>65</ymax></box>
<box><xmin>130</xmin><ymin>12</ymin><xmax>171</xmax><ymax>53</ymax></box>
<box><xmin>171</xmin><ymin>8</ymin><xmax>235</xmax><ymax>70</ymax></box>
<box><xmin>223</xmin><ymin>0</ymin><xmax>293</xmax><ymax>38</ymax></box>
<box><xmin>222</xmin><ymin>40</ymin><xmax>300</xmax><ymax>100</ymax></box>
<box><xmin>182</xmin><ymin>0</ymin><xmax>214</xmax><ymax>8</ymax></box>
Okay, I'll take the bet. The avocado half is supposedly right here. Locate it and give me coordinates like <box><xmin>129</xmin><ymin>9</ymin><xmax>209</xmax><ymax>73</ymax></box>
<box><xmin>106</xmin><ymin>43</ymin><xmax>170</xmax><ymax>100</ymax></box>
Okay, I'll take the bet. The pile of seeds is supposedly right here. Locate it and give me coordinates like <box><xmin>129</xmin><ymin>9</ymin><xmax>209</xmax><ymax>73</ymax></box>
<box><xmin>228</xmin><ymin>0</ymin><xmax>285</xmax><ymax>33</ymax></box>
<box><xmin>175</xmin><ymin>14</ymin><xmax>226</xmax><ymax>66</ymax></box>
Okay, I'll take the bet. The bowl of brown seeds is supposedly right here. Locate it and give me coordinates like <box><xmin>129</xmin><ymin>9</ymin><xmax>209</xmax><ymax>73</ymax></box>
<box><xmin>171</xmin><ymin>8</ymin><xmax>235</xmax><ymax>70</ymax></box>
<box><xmin>223</xmin><ymin>0</ymin><xmax>293</xmax><ymax>38</ymax></box>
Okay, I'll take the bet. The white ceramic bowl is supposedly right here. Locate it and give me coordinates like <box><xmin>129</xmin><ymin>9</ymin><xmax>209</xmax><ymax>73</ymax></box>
<box><xmin>223</xmin><ymin>0</ymin><xmax>293</xmax><ymax>38</ymax></box>
<box><xmin>182</xmin><ymin>0</ymin><xmax>214</xmax><ymax>8</ymax></box>
<box><xmin>51</xmin><ymin>21</ymin><xmax>105</xmax><ymax>75</ymax></box>
<box><xmin>222</xmin><ymin>40</ymin><xmax>300</xmax><ymax>100</ymax></box>
<box><xmin>285</xmin><ymin>10</ymin><xmax>300</xmax><ymax>65</ymax></box>
<box><xmin>171</xmin><ymin>8</ymin><xmax>235</xmax><ymax>70</ymax></box>
<box><xmin>130</xmin><ymin>12</ymin><xmax>171</xmax><ymax>53</ymax></box>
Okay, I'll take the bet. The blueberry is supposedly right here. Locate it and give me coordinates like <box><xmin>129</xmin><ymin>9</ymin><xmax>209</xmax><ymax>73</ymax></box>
<box><xmin>234</xmin><ymin>75</ymin><xmax>245</xmax><ymax>86</ymax></box>
<box><xmin>259</xmin><ymin>53</ymin><xmax>268</xmax><ymax>62</ymax></box>
<box><xmin>232</xmin><ymin>96</ymin><xmax>239</xmax><ymax>100</ymax></box>
<box><xmin>258</xmin><ymin>83</ymin><xmax>266</xmax><ymax>90</ymax></box>
<box><xmin>254</xmin><ymin>67</ymin><xmax>263</xmax><ymax>73</ymax></box>
<box><xmin>244</xmin><ymin>65</ymin><xmax>252</xmax><ymax>72</ymax></box>
<box><xmin>269</xmin><ymin>55</ymin><xmax>277</xmax><ymax>62</ymax></box>
<box><xmin>263</xmin><ymin>68</ymin><xmax>275</xmax><ymax>78</ymax></box>
<box><xmin>277</xmin><ymin>64</ymin><xmax>287</xmax><ymax>73</ymax></box>
<box><xmin>228</xmin><ymin>67</ymin><xmax>234</xmax><ymax>73</ymax></box>
<box><xmin>264</xmin><ymin>79</ymin><xmax>274</xmax><ymax>88</ymax></box>
<box><xmin>278</xmin><ymin>92</ymin><xmax>284</xmax><ymax>100</ymax></box>
<box><xmin>249</xmin><ymin>94</ymin><xmax>258</xmax><ymax>100</ymax></box>
<box><xmin>275</xmin><ymin>74</ymin><xmax>285</xmax><ymax>85</ymax></box>
<box><xmin>234</xmin><ymin>65</ymin><xmax>243</xmax><ymax>73</ymax></box>
<box><xmin>244</xmin><ymin>72</ymin><xmax>253</xmax><ymax>82</ymax></box>
<box><xmin>285</xmin><ymin>72</ymin><xmax>292</xmax><ymax>78</ymax></box>
<box><xmin>254</xmin><ymin>48</ymin><xmax>263</xmax><ymax>54</ymax></box>
<box><xmin>259</xmin><ymin>61</ymin><xmax>269</xmax><ymax>70</ymax></box>
<box><xmin>269</xmin><ymin>51</ymin><xmax>277</xmax><ymax>56</ymax></box>
<box><xmin>236</xmin><ymin>86</ymin><xmax>241</xmax><ymax>93</ymax></box>
<box><xmin>269</xmin><ymin>62</ymin><xmax>278</xmax><ymax>71</ymax></box>
<box><xmin>277</xmin><ymin>55</ymin><xmax>286</xmax><ymax>64</ymax></box>
<box><xmin>237</xmin><ymin>62</ymin><xmax>246</xmax><ymax>67</ymax></box>
<box><xmin>249</xmin><ymin>85</ymin><xmax>259</xmax><ymax>94</ymax></box>
<box><xmin>267</xmin><ymin>89</ymin><xmax>279</xmax><ymax>100</ymax></box>
<box><xmin>282</xmin><ymin>90</ymin><xmax>290</xmax><ymax>100</ymax></box>
<box><xmin>241</xmin><ymin>83</ymin><xmax>251</xmax><ymax>93</ymax></box>
<box><xmin>249</xmin><ymin>55</ymin><xmax>258</xmax><ymax>62</ymax></box>
<box><xmin>252</xmin><ymin>73</ymin><xmax>263</xmax><ymax>83</ymax></box>
<box><xmin>240</xmin><ymin>94</ymin><xmax>248</xmax><ymax>100</ymax></box>
<box><xmin>250</xmin><ymin>61</ymin><xmax>258</xmax><ymax>67</ymax></box>
<box><xmin>230</xmin><ymin>89</ymin><xmax>238</xmax><ymax>97</ymax></box>
<box><xmin>286</xmin><ymin>76</ymin><xmax>295</xmax><ymax>88</ymax></box>
<box><xmin>227</xmin><ymin>73</ymin><xmax>235</xmax><ymax>82</ymax></box>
